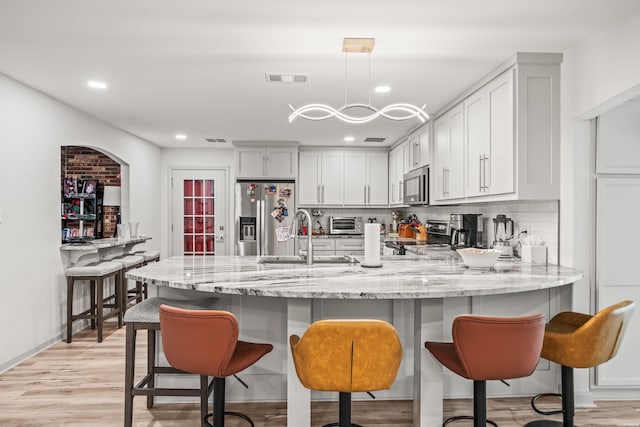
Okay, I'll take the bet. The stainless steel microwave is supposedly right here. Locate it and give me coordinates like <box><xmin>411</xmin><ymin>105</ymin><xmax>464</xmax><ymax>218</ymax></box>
<box><xmin>403</xmin><ymin>166</ymin><xmax>429</xmax><ymax>205</ymax></box>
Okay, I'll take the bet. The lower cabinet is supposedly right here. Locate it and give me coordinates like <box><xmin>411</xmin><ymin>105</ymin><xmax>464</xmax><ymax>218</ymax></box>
<box><xmin>299</xmin><ymin>238</ymin><xmax>365</xmax><ymax>256</ymax></box>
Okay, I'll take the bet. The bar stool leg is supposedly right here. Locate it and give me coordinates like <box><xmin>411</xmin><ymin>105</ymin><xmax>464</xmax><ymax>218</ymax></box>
<box><xmin>90</xmin><ymin>280</ymin><xmax>96</xmax><ymax>329</ymax></box>
<box><xmin>339</xmin><ymin>392</ymin><xmax>351</xmax><ymax>427</ymax></box>
<box><xmin>562</xmin><ymin>366</ymin><xmax>575</xmax><ymax>427</ymax></box>
<box><xmin>97</xmin><ymin>277</ymin><xmax>104</xmax><ymax>343</ymax></box>
<box><xmin>124</xmin><ymin>324</ymin><xmax>137</xmax><ymax>427</ymax></box>
<box><xmin>66</xmin><ymin>277</ymin><xmax>74</xmax><ymax>343</ymax></box>
<box><xmin>473</xmin><ymin>381</ymin><xmax>487</xmax><ymax>427</ymax></box>
<box><xmin>213</xmin><ymin>377</ymin><xmax>225</xmax><ymax>427</ymax></box>
<box><xmin>147</xmin><ymin>328</ymin><xmax>156</xmax><ymax>409</ymax></box>
<box><xmin>116</xmin><ymin>273</ymin><xmax>123</xmax><ymax>328</ymax></box>
<box><xmin>200</xmin><ymin>375</ymin><xmax>209</xmax><ymax>427</ymax></box>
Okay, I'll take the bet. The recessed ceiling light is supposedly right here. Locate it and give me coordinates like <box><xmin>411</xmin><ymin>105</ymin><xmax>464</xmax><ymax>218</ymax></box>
<box><xmin>88</xmin><ymin>81</ymin><xmax>107</xmax><ymax>90</ymax></box>
<box><xmin>175</xmin><ymin>134</ymin><xmax>188</xmax><ymax>141</ymax></box>
<box><xmin>375</xmin><ymin>85</ymin><xmax>391</xmax><ymax>93</ymax></box>
<box><xmin>344</xmin><ymin>136</ymin><xmax>355</xmax><ymax>142</ymax></box>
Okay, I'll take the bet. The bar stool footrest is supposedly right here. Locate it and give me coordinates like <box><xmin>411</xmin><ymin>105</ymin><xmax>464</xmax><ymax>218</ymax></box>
<box><xmin>443</xmin><ymin>415</ymin><xmax>498</xmax><ymax>427</ymax></box>
<box><xmin>523</xmin><ymin>421</ymin><xmax>563</xmax><ymax>427</ymax></box>
<box><xmin>321</xmin><ymin>423</ymin><xmax>363</xmax><ymax>427</ymax></box>
<box><xmin>204</xmin><ymin>411</ymin><xmax>255</xmax><ymax>427</ymax></box>
<box><xmin>530</xmin><ymin>393</ymin><xmax>563</xmax><ymax>416</ymax></box>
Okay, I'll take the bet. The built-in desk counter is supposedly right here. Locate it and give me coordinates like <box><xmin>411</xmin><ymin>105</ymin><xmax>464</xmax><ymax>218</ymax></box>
<box><xmin>60</xmin><ymin>236</ymin><xmax>151</xmax><ymax>267</ymax></box>
<box><xmin>128</xmin><ymin>255</ymin><xmax>582</xmax><ymax>427</ymax></box>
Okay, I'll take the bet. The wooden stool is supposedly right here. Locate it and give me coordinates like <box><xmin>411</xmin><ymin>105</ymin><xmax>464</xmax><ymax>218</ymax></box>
<box><xmin>426</xmin><ymin>313</ymin><xmax>546</xmax><ymax>427</ymax></box>
<box><xmin>132</xmin><ymin>250</ymin><xmax>160</xmax><ymax>299</ymax></box>
<box><xmin>111</xmin><ymin>255</ymin><xmax>145</xmax><ymax>312</ymax></box>
<box><xmin>65</xmin><ymin>261</ymin><xmax>123</xmax><ymax>343</ymax></box>
<box><xmin>123</xmin><ymin>297</ymin><xmax>220</xmax><ymax>427</ymax></box>
<box><xmin>290</xmin><ymin>319</ymin><xmax>403</xmax><ymax>427</ymax></box>
<box><xmin>526</xmin><ymin>300</ymin><xmax>635</xmax><ymax>427</ymax></box>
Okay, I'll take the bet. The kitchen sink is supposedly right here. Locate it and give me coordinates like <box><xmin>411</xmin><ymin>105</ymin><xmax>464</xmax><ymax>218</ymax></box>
<box><xmin>258</xmin><ymin>255</ymin><xmax>359</xmax><ymax>265</ymax></box>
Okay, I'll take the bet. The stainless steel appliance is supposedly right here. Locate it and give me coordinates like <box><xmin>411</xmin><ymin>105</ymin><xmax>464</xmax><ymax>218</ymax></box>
<box><xmin>492</xmin><ymin>214</ymin><xmax>514</xmax><ymax>256</ymax></box>
<box><xmin>329</xmin><ymin>216</ymin><xmax>363</xmax><ymax>235</ymax></box>
<box><xmin>235</xmin><ymin>180</ymin><xmax>296</xmax><ymax>256</ymax></box>
<box><xmin>425</xmin><ymin>220</ymin><xmax>451</xmax><ymax>245</ymax></box>
<box><xmin>403</xmin><ymin>166</ymin><xmax>429</xmax><ymax>205</ymax></box>
<box><xmin>450</xmin><ymin>213</ymin><xmax>482</xmax><ymax>248</ymax></box>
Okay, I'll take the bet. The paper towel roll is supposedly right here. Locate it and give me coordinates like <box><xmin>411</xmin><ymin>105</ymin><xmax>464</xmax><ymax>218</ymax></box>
<box><xmin>364</xmin><ymin>223</ymin><xmax>381</xmax><ymax>266</ymax></box>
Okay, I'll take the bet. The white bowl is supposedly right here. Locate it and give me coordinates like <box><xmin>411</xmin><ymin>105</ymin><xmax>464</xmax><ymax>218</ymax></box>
<box><xmin>456</xmin><ymin>248</ymin><xmax>501</xmax><ymax>268</ymax></box>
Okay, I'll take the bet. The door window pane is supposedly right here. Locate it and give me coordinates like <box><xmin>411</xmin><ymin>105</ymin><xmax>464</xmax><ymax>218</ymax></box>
<box><xmin>183</xmin><ymin>179</ymin><xmax>216</xmax><ymax>256</ymax></box>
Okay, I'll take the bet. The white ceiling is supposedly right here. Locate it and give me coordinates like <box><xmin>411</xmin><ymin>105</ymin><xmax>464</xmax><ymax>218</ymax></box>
<box><xmin>1</xmin><ymin>0</ymin><xmax>638</xmax><ymax>148</ymax></box>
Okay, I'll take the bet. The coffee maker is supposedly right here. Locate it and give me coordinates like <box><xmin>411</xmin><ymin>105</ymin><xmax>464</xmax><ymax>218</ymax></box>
<box><xmin>450</xmin><ymin>213</ymin><xmax>482</xmax><ymax>248</ymax></box>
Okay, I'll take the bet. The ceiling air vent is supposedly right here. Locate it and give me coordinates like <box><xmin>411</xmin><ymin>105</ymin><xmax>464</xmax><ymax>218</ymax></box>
<box><xmin>265</xmin><ymin>73</ymin><xmax>308</xmax><ymax>83</ymax></box>
<box><xmin>204</xmin><ymin>138</ymin><xmax>227</xmax><ymax>143</ymax></box>
<box><xmin>364</xmin><ymin>137</ymin><xmax>386</xmax><ymax>143</ymax></box>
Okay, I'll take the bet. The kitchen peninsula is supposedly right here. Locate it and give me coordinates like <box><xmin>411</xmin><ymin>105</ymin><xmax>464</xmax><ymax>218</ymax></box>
<box><xmin>128</xmin><ymin>254</ymin><xmax>582</xmax><ymax>427</ymax></box>
<box><xmin>60</xmin><ymin>236</ymin><xmax>151</xmax><ymax>267</ymax></box>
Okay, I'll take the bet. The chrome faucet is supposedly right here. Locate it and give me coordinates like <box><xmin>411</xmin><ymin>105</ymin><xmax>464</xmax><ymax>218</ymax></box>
<box><xmin>290</xmin><ymin>208</ymin><xmax>313</xmax><ymax>265</ymax></box>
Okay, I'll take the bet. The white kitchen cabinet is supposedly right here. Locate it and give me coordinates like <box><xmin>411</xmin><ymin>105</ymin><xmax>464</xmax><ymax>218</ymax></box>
<box><xmin>298</xmin><ymin>151</ymin><xmax>343</xmax><ymax>206</ymax></box>
<box><xmin>431</xmin><ymin>53</ymin><xmax>560</xmax><ymax>204</ymax></box>
<box><xmin>366</xmin><ymin>152</ymin><xmax>389</xmax><ymax>205</ymax></box>
<box><xmin>596</xmin><ymin>99</ymin><xmax>640</xmax><ymax>174</ymax></box>
<box><xmin>335</xmin><ymin>238</ymin><xmax>365</xmax><ymax>256</ymax></box>
<box><xmin>595</xmin><ymin>177</ymin><xmax>640</xmax><ymax>387</ymax></box>
<box><xmin>389</xmin><ymin>141</ymin><xmax>408</xmax><ymax>206</ymax></box>
<box><xmin>344</xmin><ymin>152</ymin><xmax>367</xmax><ymax>205</ymax></box>
<box><xmin>299</xmin><ymin>238</ymin><xmax>364</xmax><ymax>256</ymax></box>
<box><xmin>433</xmin><ymin>104</ymin><xmax>464</xmax><ymax>202</ymax></box>
<box><xmin>407</xmin><ymin>126</ymin><xmax>430</xmax><ymax>171</ymax></box>
<box><xmin>234</xmin><ymin>144</ymin><xmax>298</xmax><ymax>179</ymax></box>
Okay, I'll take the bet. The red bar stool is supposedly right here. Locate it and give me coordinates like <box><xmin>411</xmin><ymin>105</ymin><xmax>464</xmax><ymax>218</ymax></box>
<box><xmin>289</xmin><ymin>319</ymin><xmax>403</xmax><ymax>427</ymax></box>
<box><xmin>526</xmin><ymin>300</ymin><xmax>635</xmax><ymax>427</ymax></box>
<box><xmin>426</xmin><ymin>313</ymin><xmax>546</xmax><ymax>427</ymax></box>
<box><xmin>159</xmin><ymin>305</ymin><xmax>273</xmax><ymax>427</ymax></box>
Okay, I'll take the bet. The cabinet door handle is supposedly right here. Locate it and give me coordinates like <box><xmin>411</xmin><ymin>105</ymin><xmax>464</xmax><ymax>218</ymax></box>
<box><xmin>322</xmin><ymin>185</ymin><xmax>325</xmax><ymax>204</ymax></box>
<box><xmin>317</xmin><ymin>185</ymin><xmax>320</xmax><ymax>203</ymax></box>
<box><xmin>399</xmin><ymin>180</ymin><xmax>403</xmax><ymax>202</ymax></box>
<box><xmin>483</xmin><ymin>155</ymin><xmax>489</xmax><ymax>191</ymax></box>
<box><xmin>364</xmin><ymin>185</ymin><xmax>367</xmax><ymax>204</ymax></box>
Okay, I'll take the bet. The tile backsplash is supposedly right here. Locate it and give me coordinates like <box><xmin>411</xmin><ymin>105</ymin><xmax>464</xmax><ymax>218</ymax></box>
<box><xmin>314</xmin><ymin>200</ymin><xmax>559</xmax><ymax>264</ymax></box>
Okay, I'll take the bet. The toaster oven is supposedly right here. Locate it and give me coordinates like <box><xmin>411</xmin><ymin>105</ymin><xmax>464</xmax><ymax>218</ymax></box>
<box><xmin>329</xmin><ymin>216</ymin><xmax>363</xmax><ymax>235</ymax></box>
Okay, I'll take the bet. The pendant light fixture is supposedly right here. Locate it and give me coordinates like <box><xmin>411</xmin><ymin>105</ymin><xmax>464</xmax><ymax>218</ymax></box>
<box><xmin>288</xmin><ymin>38</ymin><xmax>428</xmax><ymax>124</ymax></box>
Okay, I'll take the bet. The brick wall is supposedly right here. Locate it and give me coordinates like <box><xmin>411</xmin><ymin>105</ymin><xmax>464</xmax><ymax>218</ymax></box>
<box><xmin>61</xmin><ymin>146</ymin><xmax>121</xmax><ymax>238</ymax></box>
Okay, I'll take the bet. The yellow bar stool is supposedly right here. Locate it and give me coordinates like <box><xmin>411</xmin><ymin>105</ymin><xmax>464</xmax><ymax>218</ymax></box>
<box><xmin>525</xmin><ymin>300</ymin><xmax>635</xmax><ymax>427</ymax></box>
<box><xmin>290</xmin><ymin>319</ymin><xmax>403</xmax><ymax>427</ymax></box>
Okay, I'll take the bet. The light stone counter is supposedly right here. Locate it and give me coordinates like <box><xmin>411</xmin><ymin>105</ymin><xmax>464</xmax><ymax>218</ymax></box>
<box><xmin>127</xmin><ymin>255</ymin><xmax>581</xmax><ymax>299</ymax></box>
<box><xmin>60</xmin><ymin>236</ymin><xmax>151</xmax><ymax>266</ymax></box>
<box><xmin>128</xmin><ymin>255</ymin><xmax>582</xmax><ymax>427</ymax></box>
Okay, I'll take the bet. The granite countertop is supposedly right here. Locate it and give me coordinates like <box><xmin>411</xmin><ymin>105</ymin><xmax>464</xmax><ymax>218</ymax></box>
<box><xmin>60</xmin><ymin>236</ymin><xmax>151</xmax><ymax>251</ymax></box>
<box><xmin>127</xmin><ymin>255</ymin><xmax>583</xmax><ymax>300</ymax></box>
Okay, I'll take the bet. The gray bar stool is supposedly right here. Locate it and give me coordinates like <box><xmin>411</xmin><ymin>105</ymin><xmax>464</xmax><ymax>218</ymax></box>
<box><xmin>65</xmin><ymin>261</ymin><xmax>123</xmax><ymax>343</ymax></box>
<box><xmin>123</xmin><ymin>297</ymin><xmax>220</xmax><ymax>427</ymax></box>
<box><xmin>132</xmin><ymin>250</ymin><xmax>160</xmax><ymax>299</ymax></box>
<box><xmin>111</xmin><ymin>254</ymin><xmax>145</xmax><ymax>312</ymax></box>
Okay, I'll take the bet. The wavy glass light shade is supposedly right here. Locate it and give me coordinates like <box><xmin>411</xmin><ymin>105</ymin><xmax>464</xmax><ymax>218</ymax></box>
<box><xmin>288</xmin><ymin>102</ymin><xmax>429</xmax><ymax>124</ymax></box>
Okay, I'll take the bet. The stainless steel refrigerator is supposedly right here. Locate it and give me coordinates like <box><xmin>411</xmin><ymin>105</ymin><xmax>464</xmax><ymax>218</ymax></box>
<box><xmin>235</xmin><ymin>180</ymin><xmax>296</xmax><ymax>256</ymax></box>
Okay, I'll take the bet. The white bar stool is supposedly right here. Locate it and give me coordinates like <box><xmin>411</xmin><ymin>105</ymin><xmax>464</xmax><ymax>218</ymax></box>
<box><xmin>65</xmin><ymin>261</ymin><xmax>123</xmax><ymax>343</ymax></box>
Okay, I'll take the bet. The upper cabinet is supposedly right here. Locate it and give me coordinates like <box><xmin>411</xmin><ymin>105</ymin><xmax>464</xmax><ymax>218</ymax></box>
<box><xmin>299</xmin><ymin>149</ymin><xmax>387</xmax><ymax>207</ymax></box>
<box><xmin>433</xmin><ymin>104</ymin><xmax>465</xmax><ymax>201</ymax></box>
<box><xmin>431</xmin><ymin>52</ymin><xmax>561</xmax><ymax>204</ymax></box>
<box><xmin>407</xmin><ymin>126</ymin><xmax>430</xmax><ymax>171</ymax></box>
<box><xmin>389</xmin><ymin>141</ymin><xmax>409</xmax><ymax>206</ymax></box>
<box><xmin>234</xmin><ymin>143</ymin><xmax>298</xmax><ymax>179</ymax></box>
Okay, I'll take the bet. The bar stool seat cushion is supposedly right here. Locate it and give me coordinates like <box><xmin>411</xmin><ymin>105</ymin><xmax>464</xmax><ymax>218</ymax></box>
<box><xmin>66</xmin><ymin>261</ymin><xmax>122</xmax><ymax>277</ymax></box>
<box><xmin>124</xmin><ymin>297</ymin><xmax>220</xmax><ymax>324</ymax></box>
<box><xmin>136</xmin><ymin>250</ymin><xmax>160</xmax><ymax>262</ymax></box>
<box><xmin>112</xmin><ymin>255</ymin><xmax>145</xmax><ymax>268</ymax></box>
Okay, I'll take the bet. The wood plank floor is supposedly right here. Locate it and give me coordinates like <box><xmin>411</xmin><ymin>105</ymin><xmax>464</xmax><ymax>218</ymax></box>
<box><xmin>1</xmin><ymin>323</ymin><xmax>639</xmax><ymax>426</ymax></box>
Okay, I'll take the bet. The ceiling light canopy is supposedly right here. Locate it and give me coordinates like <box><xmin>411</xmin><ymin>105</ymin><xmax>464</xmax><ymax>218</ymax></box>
<box><xmin>175</xmin><ymin>134</ymin><xmax>187</xmax><ymax>140</ymax></box>
<box><xmin>288</xmin><ymin>38</ymin><xmax>428</xmax><ymax>125</ymax></box>
<box><xmin>87</xmin><ymin>80</ymin><xmax>107</xmax><ymax>90</ymax></box>
<box><xmin>375</xmin><ymin>85</ymin><xmax>391</xmax><ymax>93</ymax></box>
<box><xmin>343</xmin><ymin>136</ymin><xmax>355</xmax><ymax>142</ymax></box>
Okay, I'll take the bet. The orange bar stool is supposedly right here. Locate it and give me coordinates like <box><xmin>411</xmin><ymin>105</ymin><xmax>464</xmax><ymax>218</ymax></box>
<box><xmin>289</xmin><ymin>319</ymin><xmax>403</xmax><ymax>427</ymax></box>
<box><xmin>159</xmin><ymin>305</ymin><xmax>273</xmax><ymax>427</ymax></box>
<box><xmin>65</xmin><ymin>261</ymin><xmax>124</xmax><ymax>343</ymax></box>
<box><xmin>525</xmin><ymin>300</ymin><xmax>635</xmax><ymax>427</ymax></box>
<box><xmin>123</xmin><ymin>297</ymin><xmax>220</xmax><ymax>427</ymax></box>
<box><xmin>426</xmin><ymin>313</ymin><xmax>546</xmax><ymax>427</ymax></box>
